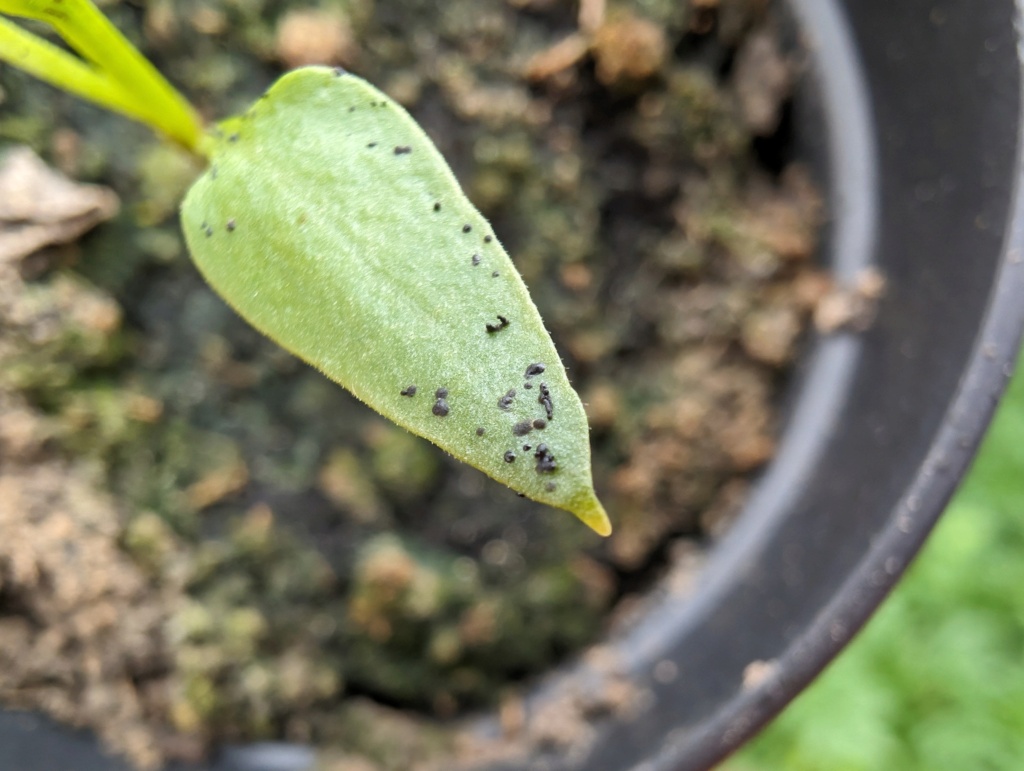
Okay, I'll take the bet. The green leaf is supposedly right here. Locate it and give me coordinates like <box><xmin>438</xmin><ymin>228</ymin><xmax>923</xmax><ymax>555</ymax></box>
<box><xmin>181</xmin><ymin>66</ymin><xmax>611</xmax><ymax>536</ymax></box>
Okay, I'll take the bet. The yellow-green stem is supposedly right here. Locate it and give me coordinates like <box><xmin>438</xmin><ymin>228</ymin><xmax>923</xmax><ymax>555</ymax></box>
<box><xmin>0</xmin><ymin>0</ymin><xmax>204</xmax><ymax>154</ymax></box>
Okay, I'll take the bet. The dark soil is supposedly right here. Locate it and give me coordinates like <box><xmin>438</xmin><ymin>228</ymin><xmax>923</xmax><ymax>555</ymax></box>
<box><xmin>0</xmin><ymin>0</ymin><xmax>825</xmax><ymax>768</ymax></box>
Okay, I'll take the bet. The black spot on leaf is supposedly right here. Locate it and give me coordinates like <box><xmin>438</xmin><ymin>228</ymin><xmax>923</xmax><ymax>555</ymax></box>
<box><xmin>476</xmin><ymin>427</ymin><xmax>486</xmax><ymax>436</ymax></box>
<box><xmin>486</xmin><ymin>315</ymin><xmax>510</xmax><ymax>333</ymax></box>
<box><xmin>435</xmin><ymin>387</ymin><xmax>449</xmax><ymax>399</ymax></box>
<box><xmin>226</xmin><ymin>219</ymin><xmax>237</xmax><ymax>232</ymax></box>
<box><xmin>463</xmin><ymin>224</ymin><xmax>472</xmax><ymax>233</ymax></box>
<box><xmin>534</xmin><ymin>444</ymin><xmax>557</xmax><ymax>474</ymax></box>
<box><xmin>504</xmin><ymin>451</ymin><xmax>516</xmax><ymax>463</ymax></box>
<box><xmin>400</xmin><ymin>385</ymin><xmax>417</xmax><ymax>397</ymax></box>
<box><xmin>433</xmin><ymin>399</ymin><xmax>450</xmax><ymax>417</ymax></box>
<box><xmin>538</xmin><ymin>383</ymin><xmax>553</xmax><ymax>420</ymax></box>
<box><xmin>533</xmin><ymin>419</ymin><xmax>547</xmax><ymax>430</ymax></box>
<box><xmin>512</xmin><ymin>421</ymin><xmax>533</xmax><ymax>437</ymax></box>
<box><xmin>525</xmin><ymin>363</ymin><xmax>546</xmax><ymax>378</ymax></box>
<box><xmin>497</xmin><ymin>389</ymin><xmax>516</xmax><ymax>411</ymax></box>
<box><xmin>394</xmin><ymin>146</ymin><xmax>412</xmax><ymax>155</ymax></box>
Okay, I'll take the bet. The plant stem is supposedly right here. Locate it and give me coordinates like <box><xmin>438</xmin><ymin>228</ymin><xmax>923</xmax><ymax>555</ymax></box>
<box><xmin>0</xmin><ymin>0</ymin><xmax>204</xmax><ymax>154</ymax></box>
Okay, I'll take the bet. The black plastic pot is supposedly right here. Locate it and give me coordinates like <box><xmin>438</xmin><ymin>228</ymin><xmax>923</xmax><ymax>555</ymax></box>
<box><xmin>4</xmin><ymin>0</ymin><xmax>1024</xmax><ymax>769</ymax></box>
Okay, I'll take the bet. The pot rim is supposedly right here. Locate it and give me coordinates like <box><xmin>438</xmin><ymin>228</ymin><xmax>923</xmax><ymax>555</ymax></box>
<box><xmin>670</xmin><ymin>0</ymin><xmax>1024</xmax><ymax>767</ymax></box>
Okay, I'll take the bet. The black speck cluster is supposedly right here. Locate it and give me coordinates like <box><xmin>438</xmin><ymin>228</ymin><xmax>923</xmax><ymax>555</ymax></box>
<box><xmin>432</xmin><ymin>386</ymin><xmax>450</xmax><ymax>416</ymax></box>
<box><xmin>534</xmin><ymin>444</ymin><xmax>557</xmax><ymax>474</ymax></box>
<box><xmin>486</xmin><ymin>315</ymin><xmax>510</xmax><ymax>334</ymax></box>
<box><xmin>497</xmin><ymin>389</ymin><xmax>516</xmax><ymax>411</ymax></box>
<box><xmin>512</xmin><ymin>420</ymin><xmax>533</xmax><ymax>437</ymax></box>
<box><xmin>538</xmin><ymin>383</ymin><xmax>553</xmax><ymax>420</ymax></box>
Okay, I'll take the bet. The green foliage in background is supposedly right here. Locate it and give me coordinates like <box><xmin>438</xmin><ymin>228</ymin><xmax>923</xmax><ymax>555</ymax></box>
<box><xmin>731</xmin><ymin>351</ymin><xmax>1024</xmax><ymax>771</ymax></box>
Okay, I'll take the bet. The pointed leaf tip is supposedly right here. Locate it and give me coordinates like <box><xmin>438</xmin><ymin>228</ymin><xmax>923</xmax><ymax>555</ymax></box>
<box><xmin>576</xmin><ymin>497</ymin><xmax>613</xmax><ymax>537</ymax></box>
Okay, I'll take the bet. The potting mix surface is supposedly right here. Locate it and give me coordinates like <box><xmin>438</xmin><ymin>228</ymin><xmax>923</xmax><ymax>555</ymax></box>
<box><xmin>0</xmin><ymin>0</ymin><xmax>826</xmax><ymax>768</ymax></box>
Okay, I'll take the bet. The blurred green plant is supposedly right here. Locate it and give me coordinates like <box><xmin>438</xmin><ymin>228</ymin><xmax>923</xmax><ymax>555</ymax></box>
<box><xmin>730</xmin><ymin>352</ymin><xmax>1024</xmax><ymax>771</ymax></box>
<box><xmin>0</xmin><ymin>0</ymin><xmax>202</xmax><ymax>149</ymax></box>
<box><xmin>0</xmin><ymin>0</ymin><xmax>610</xmax><ymax>534</ymax></box>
